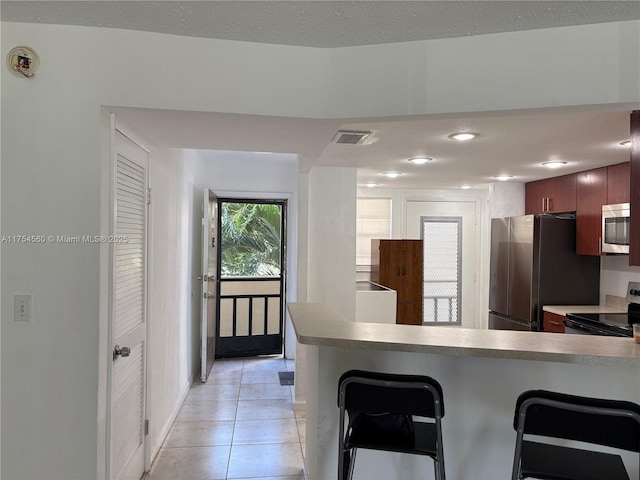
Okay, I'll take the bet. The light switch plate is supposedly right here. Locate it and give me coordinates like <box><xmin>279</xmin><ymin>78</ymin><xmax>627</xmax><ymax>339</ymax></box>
<box><xmin>14</xmin><ymin>295</ymin><xmax>32</xmax><ymax>322</ymax></box>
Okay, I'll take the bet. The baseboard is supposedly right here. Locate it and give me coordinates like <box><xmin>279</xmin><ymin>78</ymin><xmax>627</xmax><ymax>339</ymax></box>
<box><xmin>293</xmin><ymin>399</ymin><xmax>306</xmax><ymax>413</ymax></box>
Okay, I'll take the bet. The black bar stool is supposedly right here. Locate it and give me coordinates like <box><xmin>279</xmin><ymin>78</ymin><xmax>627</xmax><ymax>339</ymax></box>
<box><xmin>337</xmin><ymin>370</ymin><xmax>446</xmax><ymax>480</ymax></box>
<box><xmin>511</xmin><ymin>389</ymin><xmax>640</xmax><ymax>480</ymax></box>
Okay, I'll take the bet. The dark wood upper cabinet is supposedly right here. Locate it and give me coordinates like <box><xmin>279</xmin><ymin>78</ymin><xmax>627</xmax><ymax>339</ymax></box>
<box><xmin>526</xmin><ymin>163</ymin><xmax>630</xmax><ymax>257</ymax></box>
<box><xmin>607</xmin><ymin>162</ymin><xmax>630</xmax><ymax>205</ymax></box>
<box><xmin>524</xmin><ymin>180</ymin><xmax>545</xmax><ymax>215</ymax></box>
<box><xmin>525</xmin><ymin>174</ymin><xmax>577</xmax><ymax>215</ymax></box>
<box><xmin>576</xmin><ymin>167</ymin><xmax>607</xmax><ymax>256</ymax></box>
<box><xmin>630</xmin><ymin>111</ymin><xmax>640</xmax><ymax>266</ymax></box>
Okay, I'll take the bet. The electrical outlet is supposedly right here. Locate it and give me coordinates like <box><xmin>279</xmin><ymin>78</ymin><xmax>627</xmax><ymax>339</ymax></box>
<box><xmin>14</xmin><ymin>295</ymin><xmax>32</xmax><ymax>322</ymax></box>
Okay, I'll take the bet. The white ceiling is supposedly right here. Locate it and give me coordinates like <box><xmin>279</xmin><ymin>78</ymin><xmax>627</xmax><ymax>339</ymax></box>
<box><xmin>3</xmin><ymin>1</ymin><xmax>639</xmax><ymax>48</ymax></box>
<box><xmin>111</xmin><ymin>104</ymin><xmax>635</xmax><ymax>190</ymax></box>
<box><xmin>6</xmin><ymin>1</ymin><xmax>639</xmax><ymax>190</ymax></box>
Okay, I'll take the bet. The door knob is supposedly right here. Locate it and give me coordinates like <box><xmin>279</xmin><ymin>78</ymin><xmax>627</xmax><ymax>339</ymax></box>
<box><xmin>113</xmin><ymin>345</ymin><xmax>131</xmax><ymax>361</ymax></box>
<box><xmin>197</xmin><ymin>275</ymin><xmax>207</xmax><ymax>281</ymax></box>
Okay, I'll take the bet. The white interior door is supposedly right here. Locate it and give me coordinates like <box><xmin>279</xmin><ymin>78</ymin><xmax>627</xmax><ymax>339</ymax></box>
<box><xmin>109</xmin><ymin>130</ymin><xmax>149</xmax><ymax>480</ymax></box>
<box><xmin>406</xmin><ymin>201</ymin><xmax>478</xmax><ymax>328</ymax></box>
<box><xmin>200</xmin><ymin>189</ymin><xmax>218</xmax><ymax>382</ymax></box>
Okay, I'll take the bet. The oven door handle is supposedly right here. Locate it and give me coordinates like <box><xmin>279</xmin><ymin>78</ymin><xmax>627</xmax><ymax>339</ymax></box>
<box><xmin>563</xmin><ymin>319</ymin><xmax>591</xmax><ymax>332</ymax></box>
<box><xmin>564</xmin><ymin>318</ymin><xmax>617</xmax><ymax>336</ymax></box>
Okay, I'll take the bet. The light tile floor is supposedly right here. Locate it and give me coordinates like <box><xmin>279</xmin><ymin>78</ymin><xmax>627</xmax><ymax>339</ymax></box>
<box><xmin>146</xmin><ymin>355</ymin><xmax>305</xmax><ymax>480</ymax></box>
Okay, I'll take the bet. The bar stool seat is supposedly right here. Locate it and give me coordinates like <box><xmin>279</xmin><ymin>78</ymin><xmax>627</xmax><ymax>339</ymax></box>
<box><xmin>520</xmin><ymin>441</ymin><xmax>629</xmax><ymax>480</ymax></box>
<box><xmin>511</xmin><ymin>389</ymin><xmax>640</xmax><ymax>480</ymax></box>
<box><xmin>337</xmin><ymin>369</ymin><xmax>446</xmax><ymax>480</ymax></box>
<box><xmin>346</xmin><ymin>420</ymin><xmax>439</xmax><ymax>457</ymax></box>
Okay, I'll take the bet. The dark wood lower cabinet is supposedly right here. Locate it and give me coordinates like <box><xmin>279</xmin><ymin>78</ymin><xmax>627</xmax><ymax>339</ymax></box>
<box><xmin>543</xmin><ymin>311</ymin><xmax>566</xmax><ymax>333</ymax></box>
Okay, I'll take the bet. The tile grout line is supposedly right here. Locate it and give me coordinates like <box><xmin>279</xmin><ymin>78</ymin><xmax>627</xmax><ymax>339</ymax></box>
<box><xmin>149</xmin><ymin>355</ymin><xmax>303</xmax><ymax>479</ymax></box>
<box><xmin>225</xmin><ymin>358</ymin><xmax>244</xmax><ymax>480</ymax></box>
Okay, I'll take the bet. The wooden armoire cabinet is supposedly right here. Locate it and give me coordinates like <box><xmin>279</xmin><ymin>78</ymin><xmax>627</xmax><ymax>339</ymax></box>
<box><xmin>371</xmin><ymin>239</ymin><xmax>423</xmax><ymax>325</ymax></box>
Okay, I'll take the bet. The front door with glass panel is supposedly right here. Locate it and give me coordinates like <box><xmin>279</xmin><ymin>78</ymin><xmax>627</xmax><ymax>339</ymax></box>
<box><xmin>215</xmin><ymin>199</ymin><xmax>286</xmax><ymax>358</ymax></box>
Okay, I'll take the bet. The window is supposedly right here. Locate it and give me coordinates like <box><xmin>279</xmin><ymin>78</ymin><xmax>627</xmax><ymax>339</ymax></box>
<box><xmin>220</xmin><ymin>201</ymin><xmax>283</xmax><ymax>277</ymax></box>
<box><xmin>356</xmin><ymin>198</ymin><xmax>392</xmax><ymax>267</ymax></box>
<box><xmin>421</xmin><ymin>217</ymin><xmax>462</xmax><ymax>324</ymax></box>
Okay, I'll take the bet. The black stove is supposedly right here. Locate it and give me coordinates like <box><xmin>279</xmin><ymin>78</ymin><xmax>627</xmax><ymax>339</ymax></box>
<box><xmin>564</xmin><ymin>282</ymin><xmax>640</xmax><ymax>337</ymax></box>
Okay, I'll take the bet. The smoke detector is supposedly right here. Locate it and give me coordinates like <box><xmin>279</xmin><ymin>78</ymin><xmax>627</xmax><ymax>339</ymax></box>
<box><xmin>332</xmin><ymin>130</ymin><xmax>371</xmax><ymax>145</ymax></box>
<box><xmin>6</xmin><ymin>46</ymin><xmax>39</xmax><ymax>78</ymax></box>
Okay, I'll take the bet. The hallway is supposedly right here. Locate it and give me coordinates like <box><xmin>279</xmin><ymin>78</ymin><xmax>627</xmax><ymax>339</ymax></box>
<box><xmin>146</xmin><ymin>356</ymin><xmax>305</xmax><ymax>479</ymax></box>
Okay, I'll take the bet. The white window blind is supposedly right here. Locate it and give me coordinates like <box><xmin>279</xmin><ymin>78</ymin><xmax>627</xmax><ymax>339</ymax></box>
<box><xmin>356</xmin><ymin>198</ymin><xmax>392</xmax><ymax>266</ymax></box>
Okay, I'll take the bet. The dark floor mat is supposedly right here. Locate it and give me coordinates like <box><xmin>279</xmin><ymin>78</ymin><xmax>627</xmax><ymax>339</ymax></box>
<box><xmin>278</xmin><ymin>371</ymin><xmax>294</xmax><ymax>386</ymax></box>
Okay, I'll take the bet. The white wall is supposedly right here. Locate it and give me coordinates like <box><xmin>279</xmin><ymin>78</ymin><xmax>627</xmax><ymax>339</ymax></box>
<box><xmin>296</xmin><ymin>166</ymin><xmax>357</xmax><ymax>414</ymax></box>
<box><xmin>600</xmin><ymin>256</ymin><xmax>640</xmax><ymax>304</ymax></box>
<box><xmin>307</xmin><ymin>167</ymin><xmax>357</xmax><ymax>322</ymax></box>
<box><xmin>1</xmin><ymin>19</ymin><xmax>638</xmax><ymax>479</ymax></box>
<box><xmin>146</xmin><ymin>148</ymin><xmax>202</xmax><ymax>462</ymax></box>
<box><xmin>1</xmin><ymin>24</ymin><xmax>325</xmax><ymax>480</ymax></box>
<box><xmin>327</xmin><ymin>20</ymin><xmax>640</xmax><ymax>117</ymax></box>
<box><xmin>488</xmin><ymin>182</ymin><xmax>526</xmax><ymax>219</ymax></box>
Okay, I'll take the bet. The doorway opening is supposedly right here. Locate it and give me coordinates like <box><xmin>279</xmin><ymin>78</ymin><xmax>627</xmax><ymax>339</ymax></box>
<box><xmin>215</xmin><ymin>199</ymin><xmax>287</xmax><ymax>358</ymax></box>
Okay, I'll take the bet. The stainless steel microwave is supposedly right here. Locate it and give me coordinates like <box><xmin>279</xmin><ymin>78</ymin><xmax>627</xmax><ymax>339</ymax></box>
<box><xmin>602</xmin><ymin>203</ymin><xmax>630</xmax><ymax>254</ymax></box>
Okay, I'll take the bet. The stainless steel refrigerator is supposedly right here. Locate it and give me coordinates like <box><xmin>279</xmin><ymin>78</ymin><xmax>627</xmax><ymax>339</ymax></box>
<box><xmin>489</xmin><ymin>214</ymin><xmax>600</xmax><ymax>331</ymax></box>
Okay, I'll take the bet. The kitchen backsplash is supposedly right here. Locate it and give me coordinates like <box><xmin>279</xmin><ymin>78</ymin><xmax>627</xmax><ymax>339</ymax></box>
<box><xmin>600</xmin><ymin>255</ymin><xmax>640</xmax><ymax>305</ymax></box>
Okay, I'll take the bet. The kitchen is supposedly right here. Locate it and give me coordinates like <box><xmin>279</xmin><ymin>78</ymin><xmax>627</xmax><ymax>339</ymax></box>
<box><xmin>299</xmin><ymin>140</ymin><xmax>640</xmax><ymax>477</ymax></box>
<box><xmin>320</xmin><ymin>110</ymin><xmax>640</xmax><ymax>478</ymax></box>
<box><xmin>354</xmin><ymin>110</ymin><xmax>640</xmax><ymax>334</ymax></box>
<box><xmin>2</xmin><ymin>5</ymin><xmax>640</xmax><ymax>479</ymax></box>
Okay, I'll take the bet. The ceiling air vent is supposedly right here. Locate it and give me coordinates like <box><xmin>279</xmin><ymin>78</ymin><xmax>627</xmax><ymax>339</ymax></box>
<box><xmin>332</xmin><ymin>130</ymin><xmax>371</xmax><ymax>145</ymax></box>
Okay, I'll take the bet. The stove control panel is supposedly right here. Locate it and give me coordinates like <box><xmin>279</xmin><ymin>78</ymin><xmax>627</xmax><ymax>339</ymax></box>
<box><xmin>626</xmin><ymin>281</ymin><xmax>640</xmax><ymax>304</ymax></box>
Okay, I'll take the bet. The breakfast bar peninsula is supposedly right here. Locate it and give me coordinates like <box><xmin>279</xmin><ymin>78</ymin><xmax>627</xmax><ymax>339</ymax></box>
<box><xmin>289</xmin><ymin>303</ymin><xmax>640</xmax><ymax>480</ymax></box>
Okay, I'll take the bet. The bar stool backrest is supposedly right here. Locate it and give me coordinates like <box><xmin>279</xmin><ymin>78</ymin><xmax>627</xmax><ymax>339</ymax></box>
<box><xmin>514</xmin><ymin>389</ymin><xmax>640</xmax><ymax>452</ymax></box>
<box><xmin>337</xmin><ymin>370</ymin><xmax>444</xmax><ymax>418</ymax></box>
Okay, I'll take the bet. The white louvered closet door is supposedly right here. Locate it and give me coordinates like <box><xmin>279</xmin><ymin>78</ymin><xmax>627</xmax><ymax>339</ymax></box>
<box><xmin>110</xmin><ymin>130</ymin><xmax>148</xmax><ymax>480</ymax></box>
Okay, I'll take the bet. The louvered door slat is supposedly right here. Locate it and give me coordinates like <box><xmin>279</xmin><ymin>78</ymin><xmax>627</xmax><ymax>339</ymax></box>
<box><xmin>114</xmin><ymin>154</ymin><xmax>145</xmax><ymax>339</ymax></box>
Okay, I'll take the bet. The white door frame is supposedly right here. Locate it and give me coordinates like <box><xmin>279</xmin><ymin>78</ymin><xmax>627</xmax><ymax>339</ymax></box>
<box><xmin>402</xmin><ymin>193</ymin><xmax>487</xmax><ymax>329</ymax></box>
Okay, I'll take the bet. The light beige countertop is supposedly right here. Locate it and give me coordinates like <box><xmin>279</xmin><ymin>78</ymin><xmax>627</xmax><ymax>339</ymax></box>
<box><xmin>543</xmin><ymin>305</ymin><xmax>627</xmax><ymax>316</ymax></box>
<box><xmin>289</xmin><ymin>302</ymin><xmax>640</xmax><ymax>366</ymax></box>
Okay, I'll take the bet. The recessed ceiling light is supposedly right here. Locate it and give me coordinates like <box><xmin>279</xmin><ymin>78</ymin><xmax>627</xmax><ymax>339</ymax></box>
<box><xmin>448</xmin><ymin>132</ymin><xmax>479</xmax><ymax>141</ymax></box>
<box><xmin>494</xmin><ymin>175</ymin><xmax>514</xmax><ymax>181</ymax></box>
<box><xmin>364</xmin><ymin>183</ymin><xmax>378</xmax><ymax>188</ymax></box>
<box><xmin>542</xmin><ymin>161</ymin><xmax>568</xmax><ymax>169</ymax></box>
<box><xmin>381</xmin><ymin>171</ymin><xmax>403</xmax><ymax>178</ymax></box>
<box><xmin>408</xmin><ymin>157</ymin><xmax>433</xmax><ymax>165</ymax></box>
<box><xmin>460</xmin><ymin>185</ymin><xmax>472</xmax><ymax>190</ymax></box>
<box><xmin>620</xmin><ymin>140</ymin><xmax>631</xmax><ymax>147</ymax></box>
